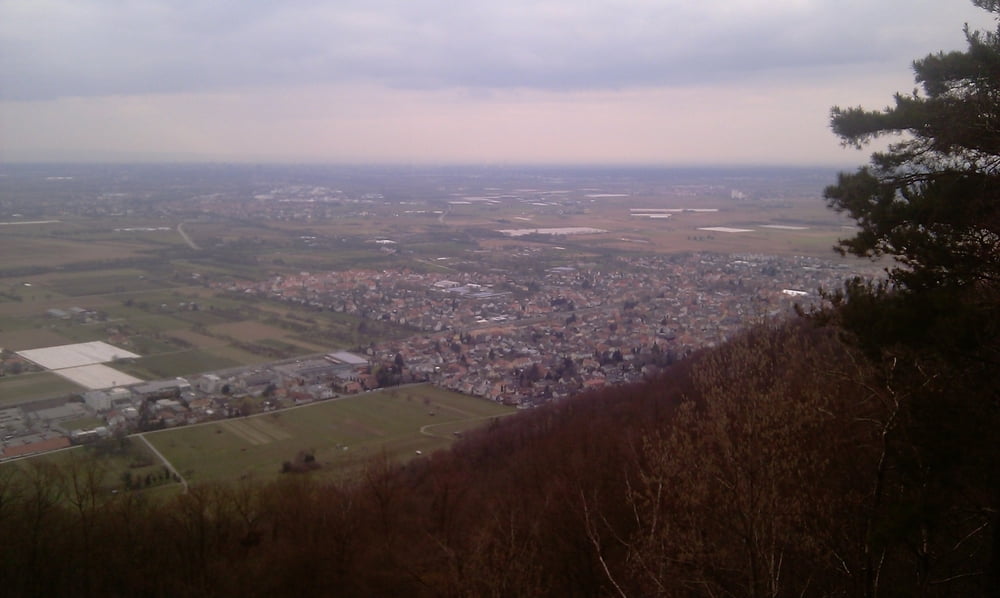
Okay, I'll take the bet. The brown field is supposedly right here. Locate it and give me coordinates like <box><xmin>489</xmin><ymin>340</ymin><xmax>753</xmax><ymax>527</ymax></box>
<box><xmin>470</xmin><ymin>195</ymin><xmax>855</xmax><ymax>259</ymax></box>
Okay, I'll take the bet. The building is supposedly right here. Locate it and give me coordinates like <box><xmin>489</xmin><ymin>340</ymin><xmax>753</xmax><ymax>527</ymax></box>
<box><xmin>132</xmin><ymin>378</ymin><xmax>191</xmax><ymax>401</ymax></box>
<box><xmin>325</xmin><ymin>351</ymin><xmax>369</xmax><ymax>366</ymax></box>
<box><xmin>83</xmin><ymin>390</ymin><xmax>112</xmax><ymax>412</ymax></box>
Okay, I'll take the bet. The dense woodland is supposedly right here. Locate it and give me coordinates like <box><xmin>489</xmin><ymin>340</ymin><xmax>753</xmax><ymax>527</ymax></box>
<box><xmin>4</xmin><ymin>2</ymin><xmax>1000</xmax><ymax>596</ymax></box>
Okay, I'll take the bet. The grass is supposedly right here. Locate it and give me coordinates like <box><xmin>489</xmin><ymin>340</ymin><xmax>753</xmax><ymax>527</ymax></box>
<box><xmin>0</xmin><ymin>372</ymin><xmax>82</xmax><ymax>405</ymax></box>
<box><xmin>0</xmin><ymin>236</ymin><xmax>147</xmax><ymax>271</ymax></box>
<box><xmin>2</xmin><ymin>439</ymin><xmax>180</xmax><ymax>497</ymax></box>
<box><xmin>169</xmin><ymin>310</ymin><xmax>243</xmax><ymax>326</ymax></box>
<box><xmin>0</xmin><ymin>326</ymin><xmax>74</xmax><ymax>350</ymax></box>
<box><xmin>126</xmin><ymin>335</ymin><xmax>184</xmax><ymax>355</ymax></box>
<box><xmin>43</xmin><ymin>271</ymin><xmax>171</xmax><ymax>297</ymax></box>
<box><xmin>120</xmin><ymin>313</ymin><xmax>192</xmax><ymax>332</ymax></box>
<box><xmin>204</xmin><ymin>344</ymin><xmax>287</xmax><ymax>367</ymax></box>
<box><xmin>61</xmin><ymin>416</ymin><xmax>106</xmax><ymax>431</ymax></box>
<box><xmin>117</xmin><ymin>349</ymin><xmax>241</xmax><ymax>379</ymax></box>
<box><xmin>48</xmin><ymin>323</ymin><xmax>114</xmax><ymax>344</ymax></box>
<box><xmin>146</xmin><ymin>384</ymin><xmax>514</xmax><ymax>484</ymax></box>
<box><xmin>209</xmin><ymin>321</ymin><xmax>292</xmax><ymax>342</ymax></box>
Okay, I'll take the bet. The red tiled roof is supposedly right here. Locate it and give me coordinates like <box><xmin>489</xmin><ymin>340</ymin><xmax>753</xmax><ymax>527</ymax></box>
<box><xmin>2</xmin><ymin>436</ymin><xmax>71</xmax><ymax>458</ymax></box>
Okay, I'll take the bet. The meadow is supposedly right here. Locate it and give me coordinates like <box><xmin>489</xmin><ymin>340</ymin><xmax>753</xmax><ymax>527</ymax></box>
<box><xmin>1</xmin><ymin>385</ymin><xmax>514</xmax><ymax>499</ymax></box>
<box><xmin>146</xmin><ymin>384</ymin><xmax>515</xmax><ymax>485</ymax></box>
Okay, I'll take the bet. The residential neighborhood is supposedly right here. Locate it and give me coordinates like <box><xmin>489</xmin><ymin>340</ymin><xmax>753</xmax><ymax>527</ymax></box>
<box><xmin>1</xmin><ymin>250</ymin><xmax>872</xmax><ymax>460</ymax></box>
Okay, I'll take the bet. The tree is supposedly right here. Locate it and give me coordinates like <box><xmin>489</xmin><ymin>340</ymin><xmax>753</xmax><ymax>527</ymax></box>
<box><xmin>823</xmin><ymin>2</ymin><xmax>1000</xmax><ymax>363</ymax></box>
<box><xmin>615</xmin><ymin>324</ymin><xmax>893</xmax><ymax>597</ymax></box>
<box><xmin>826</xmin><ymin>1</ymin><xmax>1000</xmax><ymax>294</ymax></box>
<box><xmin>821</xmin><ymin>5</ymin><xmax>1000</xmax><ymax>594</ymax></box>
<box><xmin>819</xmin><ymin>0</ymin><xmax>1000</xmax><ymax>396</ymax></box>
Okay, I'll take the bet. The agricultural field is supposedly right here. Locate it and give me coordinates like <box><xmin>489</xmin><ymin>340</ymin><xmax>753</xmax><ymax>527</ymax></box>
<box><xmin>0</xmin><ymin>232</ymin><xmax>151</xmax><ymax>272</ymax></box>
<box><xmin>0</xmin><ymin>372</ymin><xmax>82</xmax><ymax>406</ymax></box>
<box><xmin>0</xmin><ymin>327</ymin><xmax>70</xmax><ymax>350</ymax></box>
<box><xmin>474</xmin><ymin>196</ymin><xmax>854</xmax><ymax>258</ymax></box>
<box><xmin>116</xmin><ymin>349</ymin><xmax>242</xmax><ymax>379</ymax></box>
<box><xmin>0</xmin><ymin>164</ymin><xmax>863</xmax><ymax>410</ymax></box>
<box><xmin>146</xmin><ymin>384</ymin><xmax>515</xmax><ymax>484</ymax></box>
<box><xmin>43</xmin><ymin>271</ymin><xmax>174</xmax><ymax>297</ymax></box>
<box><xmin>0</xmin><ymin>215</ymin><xmax>412</xmax><ymax>402</ymax></box>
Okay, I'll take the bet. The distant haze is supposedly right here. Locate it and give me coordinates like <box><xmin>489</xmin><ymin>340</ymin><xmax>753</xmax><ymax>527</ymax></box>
<box><xmin>1</xmin><ymin>1</ymin><xmax>994</xmax><ymax>166</ymax></box>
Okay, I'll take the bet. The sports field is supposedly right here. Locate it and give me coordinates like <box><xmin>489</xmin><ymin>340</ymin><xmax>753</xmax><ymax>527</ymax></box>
<box><xmin>145</xmin><ymin>384</ymin><xmax>515</xmax><ymax>484</ymax></box>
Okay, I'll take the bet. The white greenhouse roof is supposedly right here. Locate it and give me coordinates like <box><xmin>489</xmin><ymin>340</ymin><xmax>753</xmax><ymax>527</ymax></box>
<box><xmin>17</xmin><ymin>341</ymin><xmax>140</xmax><ymax>370</ymax></box>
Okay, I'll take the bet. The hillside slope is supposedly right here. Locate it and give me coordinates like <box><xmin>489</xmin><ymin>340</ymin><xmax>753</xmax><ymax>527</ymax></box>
<box><xmin>0</xmin><ymin>319</ymin><xmax>994</xmax><ymax>597</ymax></box>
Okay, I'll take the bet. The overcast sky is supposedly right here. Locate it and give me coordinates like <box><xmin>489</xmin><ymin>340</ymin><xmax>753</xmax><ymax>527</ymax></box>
<box><xmin>1</xmin><ymin>0</ymin><xmax>995</xmax><ymax>165</ymax></box>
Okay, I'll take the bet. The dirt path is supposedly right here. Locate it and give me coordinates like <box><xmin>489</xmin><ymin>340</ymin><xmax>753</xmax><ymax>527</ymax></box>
<box><xmin>137</xmin><ymin>433</ymin><xmax>189</xmax><ymax>492</ymax></box>
<box><xmin>177</xmin><ymin>223</ymin><xmax>201</xmax><ymax>250</ymax></box>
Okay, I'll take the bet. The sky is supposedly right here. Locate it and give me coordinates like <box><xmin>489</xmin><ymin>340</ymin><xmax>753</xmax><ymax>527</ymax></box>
<box><xmin>1</xmin><ymin>0</ymin><xmax>996</xmax><ymax>166</ymax></box>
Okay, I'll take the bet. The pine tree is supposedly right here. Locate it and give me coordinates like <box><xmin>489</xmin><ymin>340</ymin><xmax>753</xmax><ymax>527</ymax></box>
<box><xmin>826</xmin><ymin>2</ymin><xmax>1000</xmax><ymax>294</ymax></box>
<box><xmin>823</xmin><ymin>1</ymin><xmax>1000</xmax><ymax>364</ymax></box>
<box><xmin>822</xmin><ymin>5</ymin><xmax>1000</xmax><ymax>594</ymax></box>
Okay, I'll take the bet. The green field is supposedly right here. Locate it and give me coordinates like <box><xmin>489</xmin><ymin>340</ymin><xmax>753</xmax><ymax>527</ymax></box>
<box><xmin>42</xmin><ymin>270</ymin><xmax>171</xmax><ymax>297</ymax></box>
<box><xmin>117</xmin><ymin>349</ymin><xmax>241</xmax><ymax>379</ymax></box>
<box><xmin>2</xmin><ymin>385</ymin><xmax>515</xmax><ymax>496</ymax></box>
<box><xmin>47</xmin><ymin>322</ymin><xmax>114</xmax><ymax>343</ymax></box>
<box><xmin>146</xmin><ymin>385</ymin><xmax>515</xmax><ymax>484</ymax></box>
<box><xmin>0</xmin><ymin>372</ymin><xmax>82</xmax><ymax>406</ymax></box>
<box><xmin>0</xmin><ymin>325</ymin><xmax>73</xmax><ymax>350</ymax></box>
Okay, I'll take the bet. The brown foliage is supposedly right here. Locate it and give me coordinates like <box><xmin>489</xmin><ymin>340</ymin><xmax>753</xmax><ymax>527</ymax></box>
<box><xmin>0</xmin><ymin>320</ymin><xmax>993</xmax><ymax>597</ymax></box>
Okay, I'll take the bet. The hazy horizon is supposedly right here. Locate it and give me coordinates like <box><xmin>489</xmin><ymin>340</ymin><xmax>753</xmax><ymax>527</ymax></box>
<box><xmin>2</xmin><ymin>1</ymin><xmax>995</xmax><ymax>166</ymax></box>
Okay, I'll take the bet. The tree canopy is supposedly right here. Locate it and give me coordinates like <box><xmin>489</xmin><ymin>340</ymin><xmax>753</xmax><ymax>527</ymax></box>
<box><xmin>826</xmin><ymin>2</ymin><xmax>1000</xmax><ymax>293</ymax></box>
<box><xmin>822</xmin><ymin>2</ymin><xmax>1000</xmax><ymax>370</ymax></box>
<box><xmin>822</xmin><ymin>5</ymin><xmax>1000</xmax><ymax>595</ymax></box>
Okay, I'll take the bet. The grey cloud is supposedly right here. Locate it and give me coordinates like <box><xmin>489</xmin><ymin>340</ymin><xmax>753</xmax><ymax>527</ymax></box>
<box><xmin>0</xmin><ymin>0</ymin><xmax>992</xmax><ymax>101</ymax></box>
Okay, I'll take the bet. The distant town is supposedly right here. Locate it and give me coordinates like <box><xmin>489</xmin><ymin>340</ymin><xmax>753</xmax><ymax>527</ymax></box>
<box><xmin>2</xmin><ymin>248</ymin><xmax>867</xmax><ymax>460</ymax></box>
<box><xmin>0</xmin><ymin>164</ymin><xmax>877</xmax><ymax>461</ymax></box>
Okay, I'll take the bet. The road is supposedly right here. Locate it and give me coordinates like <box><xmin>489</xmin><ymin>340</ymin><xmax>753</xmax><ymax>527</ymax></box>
<box><xmin>177</xmin><ymin>222</ymin><xmax>201</xmax><ymax>250</ymax></box>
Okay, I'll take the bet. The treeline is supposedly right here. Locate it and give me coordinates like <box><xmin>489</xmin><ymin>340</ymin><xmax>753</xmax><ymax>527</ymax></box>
<box><xmin>0</xmin><ymin>319</ymin><xmax>993</xmax><ymax>597</ymax></box>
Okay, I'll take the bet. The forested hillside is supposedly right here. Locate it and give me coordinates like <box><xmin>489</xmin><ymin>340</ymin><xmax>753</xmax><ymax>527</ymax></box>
<box><xmin>0</xmin><ymin>318</ymin><xmax>994</xmax><ymax>597</ymax></box>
